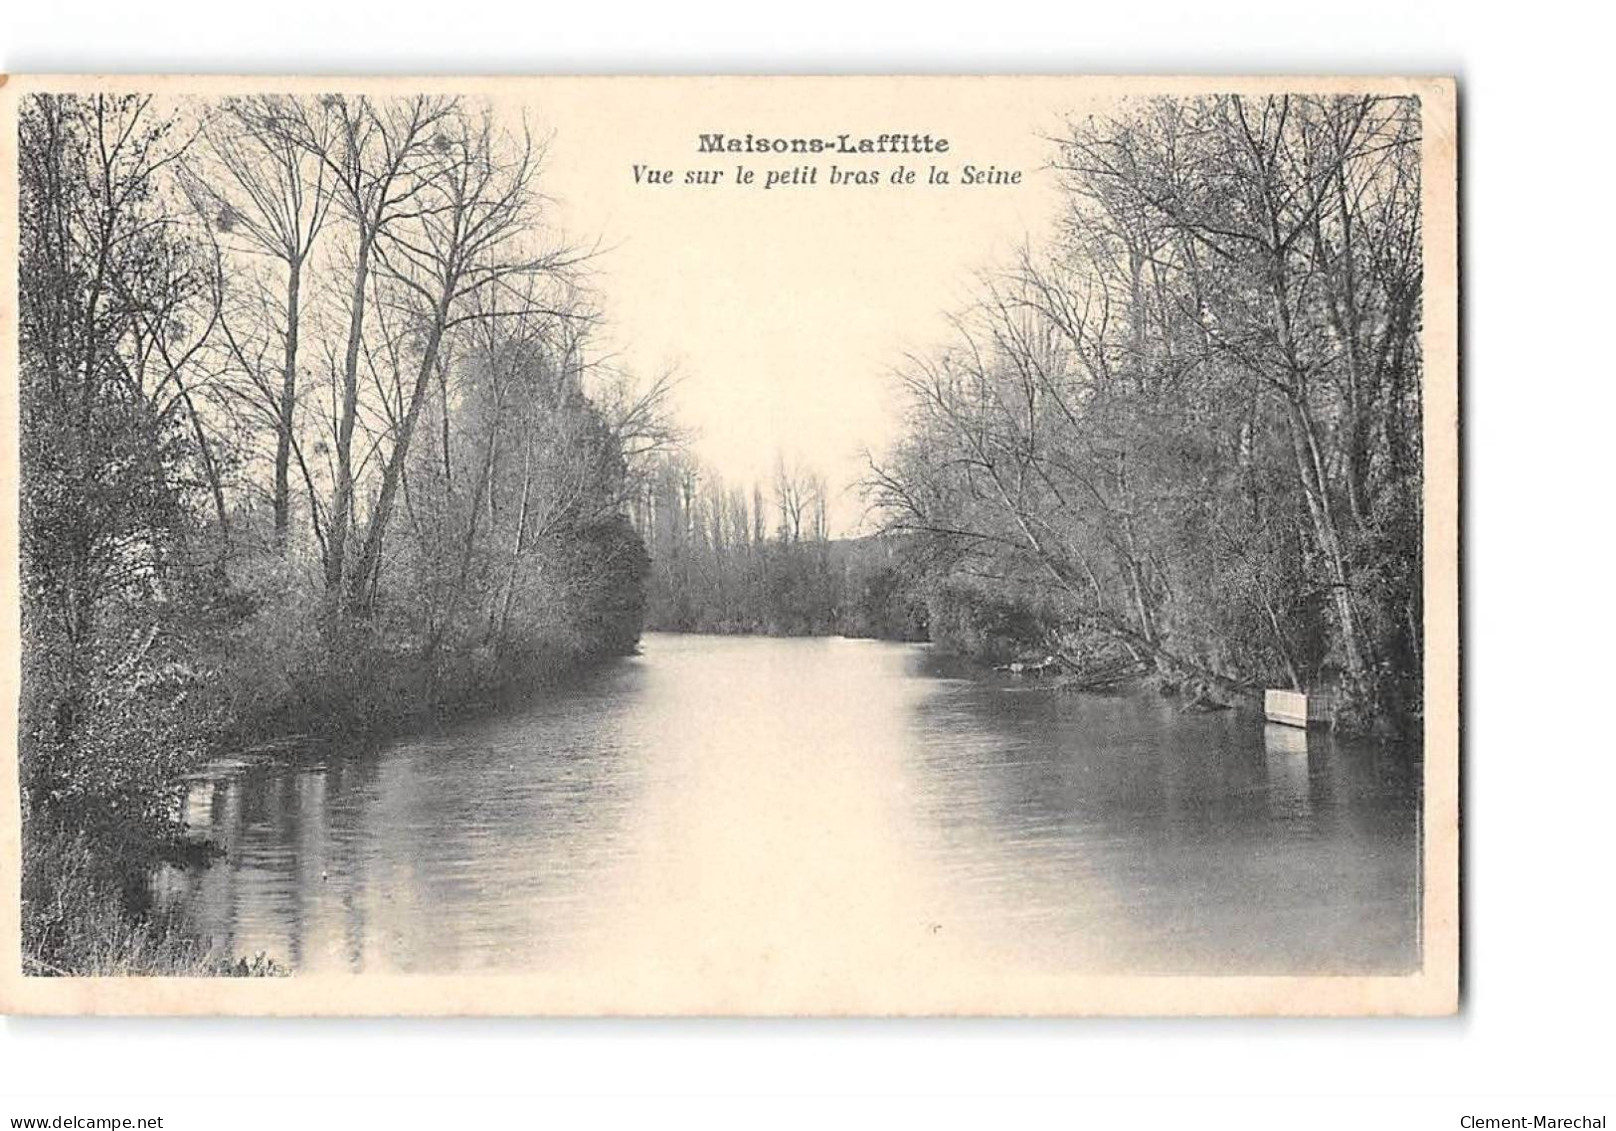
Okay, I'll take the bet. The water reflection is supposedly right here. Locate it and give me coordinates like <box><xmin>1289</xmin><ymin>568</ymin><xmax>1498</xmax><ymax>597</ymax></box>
<box><xmin>160</xmin><ymin>662</ymin><xmax>654</xmax><ymax>973</ymax></box>
<box><xmin>159</xmin><ymin>634</ymin><xmax>1420</xmax><ymax>977</ymax></box>
<box><xmin>1263</xmin><ymin>724</ymin><xmax>1312</xmax><ymax>819</ymax></box>
<box><xmin>901</xmin><ymin>651</ymin><xmax>1420</xmax><ymax>974</ymax></box>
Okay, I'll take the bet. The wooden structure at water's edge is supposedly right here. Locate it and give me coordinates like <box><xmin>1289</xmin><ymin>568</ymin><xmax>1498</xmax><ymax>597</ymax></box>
<box><xmin>1264</xmin><ymin>689</ymin><xmax>1335</xmax><ymax>729</ymax></box>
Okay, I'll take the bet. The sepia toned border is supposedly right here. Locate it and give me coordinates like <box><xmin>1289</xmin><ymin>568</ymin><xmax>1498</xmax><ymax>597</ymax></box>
<box><xmin>0</xmin><ymin>74</ymin><xmax>1459</xmax><ymax>1017</ymax></box>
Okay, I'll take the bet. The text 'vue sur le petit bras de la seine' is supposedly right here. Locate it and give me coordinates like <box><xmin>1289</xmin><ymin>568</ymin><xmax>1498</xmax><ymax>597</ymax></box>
<box><xmin>629</xmin><ymin>133</ymin><xmax>1024</xmax><ymax>190</ymax></box>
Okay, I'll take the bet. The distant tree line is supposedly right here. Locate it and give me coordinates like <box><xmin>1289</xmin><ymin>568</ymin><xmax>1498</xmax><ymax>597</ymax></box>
<box><xmin>631</xmin><ymin>452</ymin><xmax>927</xmax><ymax>640</ymax></box>
<box><xmin>868</xmin><ymin>94</ymin><xmax>1424</xmax><ymax>735</ymax></box>
<box><xmin>16</xmin><ymin>93</ymin><xmax>662</xmax><ymax>972</ymax></box>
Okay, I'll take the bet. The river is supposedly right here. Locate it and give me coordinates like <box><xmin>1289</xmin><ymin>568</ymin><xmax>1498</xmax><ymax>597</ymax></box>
<box><xmin>156</xmin><ymin>633</ymin><xmax>1421</xmax><ymax>983</ymax></box>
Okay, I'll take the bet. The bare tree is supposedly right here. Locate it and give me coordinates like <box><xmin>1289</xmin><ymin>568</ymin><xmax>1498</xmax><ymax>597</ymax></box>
<box><xmin>271</xmin><ymin>93</ymin><xmax>459</xmax><ymax>604</ymax></box>
<box><xmin>190</xmin><ymin>95</ymin><xmax>334</xmax><ymax>552</ymax></box>
<box><xmin>346</xmin><ymin>107</ymin><xmax>580</xmax><ymax>612</ymax></box>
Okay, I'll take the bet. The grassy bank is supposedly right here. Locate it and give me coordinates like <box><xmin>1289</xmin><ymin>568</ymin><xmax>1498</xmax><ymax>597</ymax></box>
<box><xmin>21</xmin><ymin>823</ymin><xmax>284</xmax><ymax>977</ymax></box>
<box><xmin>20</xmin><ymin>619</ymin><xmax>646</xmax><ymax>979</ymax></box>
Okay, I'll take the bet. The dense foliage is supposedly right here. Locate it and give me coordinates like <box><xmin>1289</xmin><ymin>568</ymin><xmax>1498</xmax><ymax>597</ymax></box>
<box><xmin>17</xmin><ymin>94</ymin><xmax>651</xmax><ymax>973</ymax></box>
<box><xmin>869</xmin><ymin>95</ymin><xmax>1424</xmax><ymax>734</ymax></box>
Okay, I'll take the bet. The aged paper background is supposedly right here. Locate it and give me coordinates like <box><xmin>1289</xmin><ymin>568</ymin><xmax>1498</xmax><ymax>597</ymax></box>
<box><xmin>0</xmin><ymin>74</ymin><xmax>1458</xmax><ymax>1016</ymax></box>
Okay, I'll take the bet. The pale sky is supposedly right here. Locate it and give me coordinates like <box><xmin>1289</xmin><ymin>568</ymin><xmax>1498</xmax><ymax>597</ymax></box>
<box><xmin>528</xmin><ymin>78</ymin><xmax>1074</xmax><ymax>534</ymax></box>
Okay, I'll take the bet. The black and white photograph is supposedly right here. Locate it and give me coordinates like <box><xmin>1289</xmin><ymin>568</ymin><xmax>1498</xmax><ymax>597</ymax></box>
<box><xmin>0</xmin><ymin>75</ymin><xmax>1457</xmax><ymax>1016</ymax></box>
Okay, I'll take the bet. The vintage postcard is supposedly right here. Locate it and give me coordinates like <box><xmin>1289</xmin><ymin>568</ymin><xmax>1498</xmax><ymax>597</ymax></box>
<box><xmin>0</xmin><ymin>75</ymin><xmax>1458</xmax><ymax>1016</ymax></box>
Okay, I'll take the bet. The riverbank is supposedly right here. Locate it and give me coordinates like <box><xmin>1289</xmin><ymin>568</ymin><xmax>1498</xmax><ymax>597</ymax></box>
<box><xmin>18</xmin><ymin>91</ymin><xmax>667</xmax><ymax>981</ymax></box>
<box><xmin>653</xmin><ymin>618</ymin><xmax>1269</xmax><ymax>720</ymax></box>
<box><xmin>22</xmin><ymin>627</ymin><xmax>646</xmax><ymax>979</ymax></box>
<box><xmin>20</xmin><ymin>822</ymin><xmax>287</xmax><ymax>977</ymax></box>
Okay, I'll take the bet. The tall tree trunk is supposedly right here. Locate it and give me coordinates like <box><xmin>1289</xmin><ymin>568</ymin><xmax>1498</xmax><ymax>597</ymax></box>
<box><xmin>492</xmin><ymin>437</ymin><xmax>536</xmax><ymax>652</ymax></box>
<box><xmin>423</xmin><ymin>400</ymin><xmax>501</xmax><ymax>678</ymax></box>
<box><xmin>175</xmin><ymin>376</ymin><xmax>231</xmax><ymax>547</ymax></box>
<box><xmin>1283</xmin><ymin>393</ymin><xmax>1370</xmax><ymax>696</ymax></box>
<box><xmin>273</xmin><ymin>257</ymin><xmax>302</xmax><ymax>553</ymax></box>
<box><xmin>324</xmin><ymin>230</ymin><xmax>374</xmax><ymax>603</ymax></box>
<box><xmin>347</xmin><ymin>297</ymin><xmax>452</xmax><ymax>612</ymax></box>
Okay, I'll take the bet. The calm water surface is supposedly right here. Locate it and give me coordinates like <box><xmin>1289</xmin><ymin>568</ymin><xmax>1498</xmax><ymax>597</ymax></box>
<box><xmin>158</xmin><ymin>633</ymin><xmax>1420</xmax><ymax>978</ymax></box>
